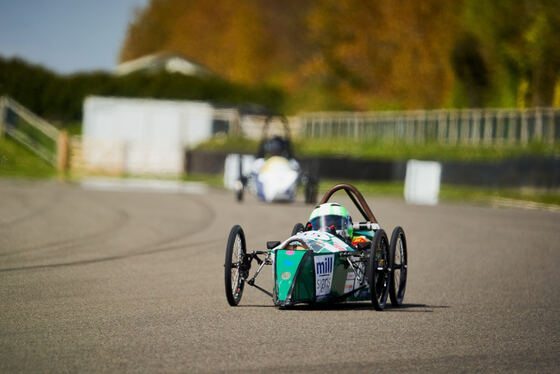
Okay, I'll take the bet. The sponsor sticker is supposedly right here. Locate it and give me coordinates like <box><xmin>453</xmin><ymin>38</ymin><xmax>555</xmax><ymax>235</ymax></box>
<box><xmin>344</xmin><ymin>271</ymin><xmax>356</xmax><ymax>293</ymax></box>
<box><xmin>314</xmin><ymin>254</ymin><xmax>334</xmax><ymax>297</ymax></box>
<box><xmin>305</xmin><ymin>231</ymin><xmax>331</xmax><ymax>241</ymax></box>
<box><xmin>281</xmin><ymin>272</ymin><xmax>291</xmax><ymax>280</ymax></box>
<box><xmin>307</xmin><ymin>239</ymin><xmax>325</xmax><ymax>252</ymax></box>
<box><xmin>286</xmin><ymin>250</ymin><xmax>295</xmax><ymax>255</ymax></box>
<box><xmin>332</xmin><ymin>243</ymin><xmax>347</xmax><ymax>252</ymax></box>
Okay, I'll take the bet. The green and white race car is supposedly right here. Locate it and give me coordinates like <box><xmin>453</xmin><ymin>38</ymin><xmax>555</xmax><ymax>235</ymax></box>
<box><xmin>224</xmin><ymin>183</ymin><xmax>408</xmax><ymax>310</ymax></box>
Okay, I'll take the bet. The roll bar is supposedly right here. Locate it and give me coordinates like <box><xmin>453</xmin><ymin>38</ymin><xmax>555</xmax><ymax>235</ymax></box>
<box><xmin>318</xmin><ymin>183</ymin><xmax>378</xmax><ymax>224</ymax></box>
<box><xmin>261</xmin><ymin>115</ymin><xmax>291</xmax><ymax>140</ymax></box>
<box><xmin>257</xmin><ymin>115</ymin><xmax>293</xmax><ymax>159</ymax></box>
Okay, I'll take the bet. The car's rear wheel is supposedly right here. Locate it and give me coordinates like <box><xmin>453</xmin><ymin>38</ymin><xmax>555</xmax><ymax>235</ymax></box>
<box><xmin>389</xmin><ymin>226</ymin><xmax>408</xmax><ymax>307</ymax></box>
<box><xmin>224</xmin><ymin>225</ymin><xmax>247</xmax><ymax>306</ymax></box>
<box><xmin>367</xmin><ymin>229</ymin><xmax>390</xmax><ymax>311</ymax></box>
<box><xmin>236</xmin><ymin>189</ymin><xmax>243</xmax><ymax>202</ymax></box>
<box><xmin>291</xmin><ymin>222</ymin><xmax>304</xmax><ymax>236</ymax></box>
<box><xmin>235</xmin><ymin>180</ymin><xmax>244</xmax><ymax>202</ymax></box>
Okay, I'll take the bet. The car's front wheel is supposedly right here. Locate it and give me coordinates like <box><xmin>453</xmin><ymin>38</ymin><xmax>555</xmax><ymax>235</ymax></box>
<box><xmin>367</xmin><ymin>229</ymin><xmax>390</xmax><ymax>311</ymax></box>
<box><xmin>224</xmin><ymin>225</ymin><xmax>247</xmax><ymax>306</ymax></box>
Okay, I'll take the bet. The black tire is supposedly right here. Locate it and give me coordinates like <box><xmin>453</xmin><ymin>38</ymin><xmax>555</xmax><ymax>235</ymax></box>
<box><xmin>291</xmin><ymin>222</ymin><xmax>304</xmax><ymax>236</ymax></box>
<box><xmin>236</xmin><ymin>187</ymin><xmax>244</xmax><ymax>202</ymax></box>
<box><xmin>235</xmin><ymin>175</ymin><xmax>247</xmax><ymax>202</ymax></box>
<box><xmin>389</xmin><ymin>226</ymin><xmax>408</xmax><ymax>307</ymax></box>
<box><xmin>224</xmin><ymin>225</ymin><xmax>247</xmax><ymax>306</ymax></box>
<box><xmin>367</xmin><ymin>229</ymin><xmax>390</xmax><ymax>311</ymax></box>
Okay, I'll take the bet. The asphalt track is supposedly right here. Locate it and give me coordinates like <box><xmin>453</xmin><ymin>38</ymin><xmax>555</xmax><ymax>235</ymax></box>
<box><xmin>1</xmin><ymin>179</ymin><xmax>559</xmax><ymax>373</ymax></box>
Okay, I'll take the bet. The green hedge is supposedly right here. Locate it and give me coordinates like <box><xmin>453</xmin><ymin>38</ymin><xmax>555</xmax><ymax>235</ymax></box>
<box><xmin>0</xmin><ymin>56</ymin><xmax>284</xmax><ymax>126</ymax></box>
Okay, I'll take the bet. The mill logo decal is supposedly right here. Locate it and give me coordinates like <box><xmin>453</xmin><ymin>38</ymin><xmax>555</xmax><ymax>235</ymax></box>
<box><xmin>315</xmin><ymin>256</ymin><xmax>333</xmax><ymax>275</ymax></box>
<box><xmin>314</xmin><ymin>254</ymin><xmax>334</xmax><ymax>297</ymax></box>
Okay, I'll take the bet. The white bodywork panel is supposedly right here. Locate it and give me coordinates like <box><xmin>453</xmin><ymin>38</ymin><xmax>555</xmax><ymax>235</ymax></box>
<box><xmin>254</xmin><ymin>156</ymin><xmax>300</xmax><ymax>202</ymax></box>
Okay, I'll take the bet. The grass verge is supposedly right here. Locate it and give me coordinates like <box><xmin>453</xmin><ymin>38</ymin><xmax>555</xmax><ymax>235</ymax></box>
<box><xmin>0</xmin><ymin>137</ymin><xmax>56</xmax><ymax>178</ymax></box>
<box><xmin>196</xmin><ymin>136</ymin><xmax>560</xmax><ymax>162</ymax></box>
<box><xmin>2</xmin><ymin>133</ymin><xmax>557</xmax><ymax>209</ymax></box>
<box><xmin>185</xmin><ymin>174</ymin><xmax>560</xmax><ymax>208</ymax></box>
<box><xmin>314</xmin><ymin>179</ymin><xmax>560</xmax><ymax>206</ymax></box>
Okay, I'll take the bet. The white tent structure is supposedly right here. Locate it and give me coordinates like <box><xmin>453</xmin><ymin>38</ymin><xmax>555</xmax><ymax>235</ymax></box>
<box><xmin>82</xmin><ymin>96</ymin><xmax>214</xmax><ymax>175</ymax></box>
<box><xmin>114</xmin><ymin>53</ymin><xmax>209</xmax><ymax>77</ymax></box>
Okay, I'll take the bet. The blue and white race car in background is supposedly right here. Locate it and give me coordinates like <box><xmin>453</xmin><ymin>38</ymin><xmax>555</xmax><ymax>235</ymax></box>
<box><xmin>224</xmin><ymin>116</ymin><xmax>318</xmax><ymax>204</ymax></box>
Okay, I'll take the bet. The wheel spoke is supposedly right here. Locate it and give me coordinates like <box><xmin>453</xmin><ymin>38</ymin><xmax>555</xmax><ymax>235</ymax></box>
<box><xmin>395</xmin><ymin>237</ymin><xmax>404</xmax><ymax>286</ymax></box>
<box><xmin>231</xmin><ymin>235</ymin><xmax>242</xmax><ymax>294</ymax></box>
<box><xmin>388</xmin><ymin>228</ymin><xmax>407</xmax><ymax>307</ymax></box>
<box><xmin>225</xmin><ymin>226</ymin><xmax>247</xmax><ymax>306</ymax></box>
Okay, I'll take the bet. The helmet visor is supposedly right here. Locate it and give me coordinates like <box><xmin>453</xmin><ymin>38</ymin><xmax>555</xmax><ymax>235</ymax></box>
<box><xmin>310</xmin><ymin>214</ymin><xmax>345</xmax><ymax>232</ymax></box>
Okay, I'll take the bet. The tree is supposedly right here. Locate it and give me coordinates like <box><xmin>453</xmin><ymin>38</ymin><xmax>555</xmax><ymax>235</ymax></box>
<box><xmin>119</xmin><ymin>0</ymin><xmax>560</xmax><ymax>111</ymax></box>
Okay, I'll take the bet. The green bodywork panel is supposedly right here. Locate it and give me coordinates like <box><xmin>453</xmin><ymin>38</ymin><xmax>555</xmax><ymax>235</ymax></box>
<box><xmin>290</xmin><ymin>253</ymin><xmax>314</xmax><ymax>302</ymax></box>
<box><xmin>275</xmin><ymin>250</ymin><xmax>307</xmax><ymax>301</ymax></box>
<box><xmin>354</xmin><ymin>230</ymin><xmax>375</xmax><ymax>240</ymax></box>
<box><xmin>272</xmin><ymin>231</ymin><xmax>378</xmax><ymax>306</ymax></box>
<box><xmin>274</xmin><ymin>248</ymin><xmax>371</xmax><ymax>306</ymax></box>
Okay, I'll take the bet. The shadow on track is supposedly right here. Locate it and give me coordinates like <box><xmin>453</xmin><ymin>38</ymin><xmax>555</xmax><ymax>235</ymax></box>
<box><xmin>234</xmin><ymin>303</ymin><xmax>449</xmax><ymax>312</ymax></box>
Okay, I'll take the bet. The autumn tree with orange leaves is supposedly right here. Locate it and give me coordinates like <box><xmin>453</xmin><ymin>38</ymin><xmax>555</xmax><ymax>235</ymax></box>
<box><xmin>120</xmin><ymin>0</ymin><xmax>560</xmax><ymax>112</ymax></box>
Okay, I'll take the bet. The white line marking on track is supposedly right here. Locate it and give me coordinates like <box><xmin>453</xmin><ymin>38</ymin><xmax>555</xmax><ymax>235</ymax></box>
<box><xmin>81</xmin><ymin>177</ymin><xmax>208</xmax><ymax>194</ymax></box>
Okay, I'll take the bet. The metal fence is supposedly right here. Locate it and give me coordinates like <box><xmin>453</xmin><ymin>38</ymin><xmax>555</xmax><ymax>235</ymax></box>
<box><xmin>0</xmin><ymin>96</ymin><xmax>60</xmax><ymax>165</ymax></box>
<box><xmin>300</xmin><ymin>108</ymin><xmax>560</xmax><ymax>145</ymax></box>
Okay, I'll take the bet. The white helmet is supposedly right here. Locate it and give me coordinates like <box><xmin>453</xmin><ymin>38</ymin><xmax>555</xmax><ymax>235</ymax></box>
<box><xmin>309</xmin><ymin>203</ymin><xmax>353</xmax><ymax>239</ymax></box>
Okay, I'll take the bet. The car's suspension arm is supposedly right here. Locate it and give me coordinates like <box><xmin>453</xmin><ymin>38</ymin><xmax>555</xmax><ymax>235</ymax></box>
<box><xmin>244</xmin><ymin>250</ymin><xmax>273</xmax><ymax>297</ymax></box>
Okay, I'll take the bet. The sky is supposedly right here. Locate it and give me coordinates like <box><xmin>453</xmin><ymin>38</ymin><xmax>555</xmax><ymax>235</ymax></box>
<box><xmin>0</xmin><ymin>0</ymin><xmax>149</xmax><ymax>74</ymax></box>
